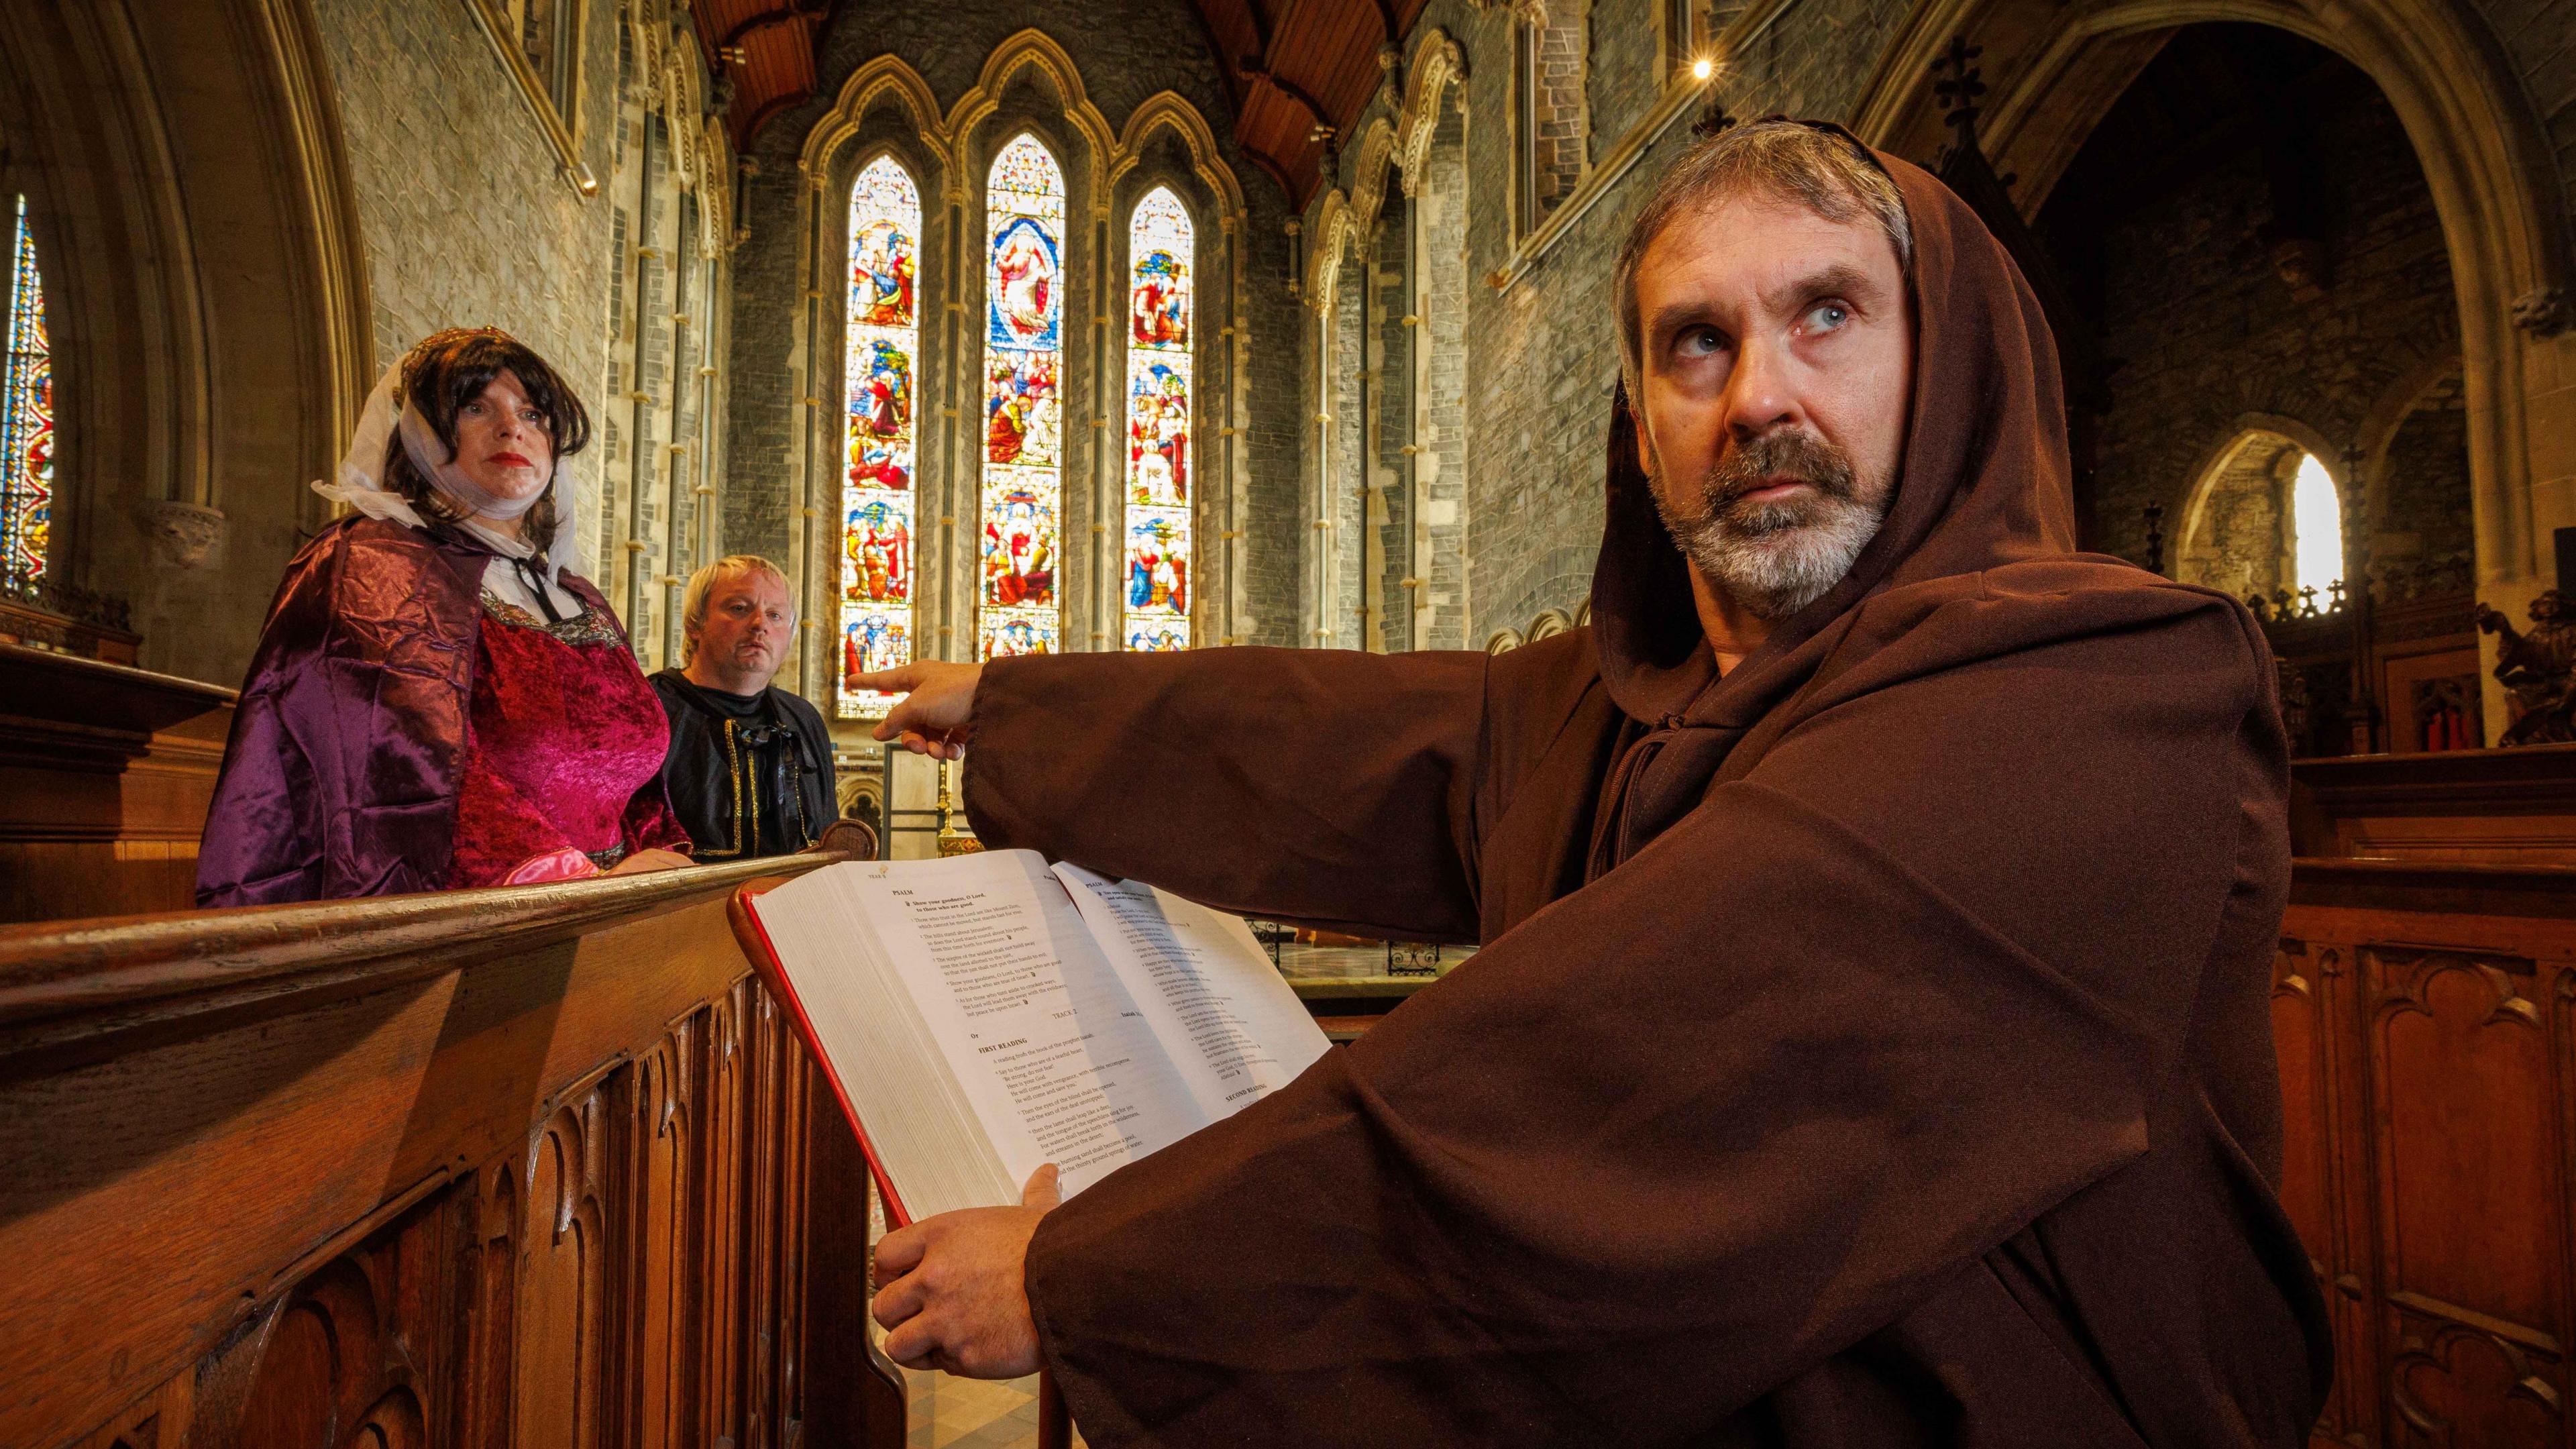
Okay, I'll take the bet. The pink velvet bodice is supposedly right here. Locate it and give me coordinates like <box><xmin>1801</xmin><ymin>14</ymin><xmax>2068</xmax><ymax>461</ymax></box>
<box><xmin>447</xmin><ymin>594</ymin><xmax>690</xmax><ymax>888</ymax></box>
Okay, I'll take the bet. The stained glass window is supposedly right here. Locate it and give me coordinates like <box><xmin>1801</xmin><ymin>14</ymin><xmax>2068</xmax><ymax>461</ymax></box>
<box><xmin>978</xmin><ymin>133</ymin><xmax>1065</xmax><ymax>659</ymax></box>
<box><xmin>1</xmin><ymin>195</ymin><xmax>52</xmax><ymax>593</ymax></box>
<box><xmin>1122</xmin><ymin>187</ymin><xmax>1193</xmax><ymax>652</ymax></box>
<box><xmin>839</xmin><ymin>156</ymin><xmax>922</xmax><ymax>718</ymax></box>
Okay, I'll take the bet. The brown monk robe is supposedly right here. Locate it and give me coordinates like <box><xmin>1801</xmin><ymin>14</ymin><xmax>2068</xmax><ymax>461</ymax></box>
<box><xmin>957</xmin><ymin>148</ymin><xmax>2331</xmax><ymax>1446</ymax></box>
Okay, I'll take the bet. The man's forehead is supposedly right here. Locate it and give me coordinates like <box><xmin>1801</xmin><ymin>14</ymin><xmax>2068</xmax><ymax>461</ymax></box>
<box><xmin>719</xmin><ymin>572</ymin><xmax>791</xmax><ymax>602</ymax></box>
<box><xmin>1638</xmin><ymin>194</ymin><xmax>1899</xmax><ymax>306</ymax></box>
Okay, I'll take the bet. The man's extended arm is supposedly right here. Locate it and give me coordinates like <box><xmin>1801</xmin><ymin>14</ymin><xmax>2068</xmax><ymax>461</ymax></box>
<box><xmin>859</xmin><ymin>647</ymin><xmax>1493</xmax><ymax>941</ymax></box>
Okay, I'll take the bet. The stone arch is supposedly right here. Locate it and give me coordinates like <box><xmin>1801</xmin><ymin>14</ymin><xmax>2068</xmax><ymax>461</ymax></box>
<box><xmin>801</xmin><ymin>55</ymin><xmax>951</xmax><ymax>179</ymax></box>
<box><xmin>0</xmin><ymin>0</ymin><xmax>370</xmax><ymax>683</ymax></box>
<box><xmin>2174</xmin><ymin>418</ymin><xmax>2342</xmax><ymax>601</ymax></box>
<box><xmin>1302</xmin><ymin>117</ymin><xmax>1399</xmax><ymax>317</ymax></box>
<box><xmin>1109</xmin><ymin>95</ymin><xmax>1249</xmax><ymax>650</ymax></box>
<box><xmin>1394</xmin><ymin>28</ymin><xmax>1468</xmax><ymax>197</ymax></box>
<box><xmin>2354</xmin><ymin>351</ymin><xmax>2478</xmax><ymax>600</ymax></box>
<box><xmin>945</xmin><ymin>30</ymin><xmax>1120</xmax><ymax>208</ymax></box>
<box><xmin>1848</xmin><ymin>0</ymin><xmax>2576</xmax><ymax>612</ymax></box>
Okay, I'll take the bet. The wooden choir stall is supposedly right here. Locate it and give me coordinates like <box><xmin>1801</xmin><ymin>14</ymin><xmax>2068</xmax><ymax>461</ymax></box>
<box><xmin>0</xmin><ymin>841</ymin><xmax>911</xmax><ymax>1448</ymax></box>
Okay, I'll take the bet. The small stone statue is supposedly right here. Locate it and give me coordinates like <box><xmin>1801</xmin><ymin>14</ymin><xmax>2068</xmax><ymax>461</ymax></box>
<box><xmin>2475</xmin><ymin>590</ymin><xmax>2576</xmax><ymax>745</ymax></box>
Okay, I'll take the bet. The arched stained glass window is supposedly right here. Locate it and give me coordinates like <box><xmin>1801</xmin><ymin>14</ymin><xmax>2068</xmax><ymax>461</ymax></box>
<box><xmin>1</xmin><ymin>195</ymin><xmax>52</xmax><ymax>593</ymax></box>
<box><xmin>1122</xmin><ymin>187</ymin><xmax>1193</xmax><ymax>652</ymax></box>
<box><xmin>977</xmin><ymin>133</ymin><xmax>1065</xmax><ymax>659</ymax></box>
<box><xmin>839</xmin><ymin>156</ymin><xmax>922</xmax><ymax>718</ymax></box>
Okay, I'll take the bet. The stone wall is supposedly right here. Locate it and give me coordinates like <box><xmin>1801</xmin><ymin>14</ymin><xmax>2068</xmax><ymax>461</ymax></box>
<box><xmin>313</xmin><ymin>0</ymin><xmax>617</xmax><ymax>402</ymax></box>
<box><xmin>1413</xmin><ymin>103</ymin><xmax>1471</xmax><ymax>650</ymax></box>
<box><xmin>1530</xmin><ymin>1</ymin><xmax>1592</xmax><ymax>221</ymax></box>
<box><xmin>311</xmin><ymin>0</ymin><xmax>729</xmax><ymax>663</ymax></box>
<box><xmin>1373</xmin><ymin>196</ymin><xmax>1416</xmax><ymax>650</ymax></box>
<box><xmin>1348</xmin><ymin>0</ymin><xmax>1911</xmax><ymax>644</ymax></box>
<box><xmin>1324</xmin><ymin>248</ymin><xmax>1368</xmax><ymax>645</ymax></box>
<box><xmin>2178</xmin><ymin>433</ymin><xmax>2297</xmax><ymax>602</ymax></box>
<box><xmin>2376</xmin><ymin>371</ymin><xmax>2477</xmax><ymax>597</ymax></box>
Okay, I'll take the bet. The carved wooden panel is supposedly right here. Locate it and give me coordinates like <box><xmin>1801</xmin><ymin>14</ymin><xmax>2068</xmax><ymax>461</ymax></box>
<box><xmin>2275</xmin><ymin>938</ymin><xmax>2381</xmax><ymax>1447</ymax></box>
<box><xmin>2276</xmin><ymin>863</ymin><xmax>2576</xmax><ymax>1448</ymax></box>
<box><xmin>0</xmin><ymin>859</ymin><xmax>905</xmax><ymax>1449</ymax></box>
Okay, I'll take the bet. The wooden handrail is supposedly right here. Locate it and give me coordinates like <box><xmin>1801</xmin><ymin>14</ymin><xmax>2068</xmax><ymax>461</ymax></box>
<box><xmin>0</xmin><ymin>853</ymin><xmax>851</xmax><ymax>1061</ymax></box>
<box><xmin>2287</xmin><ymin>855</ymin><xmax>2576</xmax><ymax>920</ymax></box>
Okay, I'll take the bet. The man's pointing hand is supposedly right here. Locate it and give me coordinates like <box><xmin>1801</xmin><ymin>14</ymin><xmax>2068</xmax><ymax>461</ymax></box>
<box><xmin>851</xmin><ymin>660</ymin><xmax>982</xmax><ymax>761</ymax></box>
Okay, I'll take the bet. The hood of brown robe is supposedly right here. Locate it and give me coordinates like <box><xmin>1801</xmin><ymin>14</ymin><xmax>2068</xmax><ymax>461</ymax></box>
<box><xmin>971</xmin><ymin>136</ymin><xmax>2330</xmax><ymax>1449</ymax></box>
<box><xmin>1585</xmin><ymin>133</ymin><xmax>2080</xmax><ymax>871</ymax></box>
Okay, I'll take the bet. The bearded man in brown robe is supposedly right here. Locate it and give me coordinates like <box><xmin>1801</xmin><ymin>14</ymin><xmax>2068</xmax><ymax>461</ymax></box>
<box><xmin>853</xmin><ymin>120</ymin><xmax>2332</xmax><ymax>1448</ymax></box>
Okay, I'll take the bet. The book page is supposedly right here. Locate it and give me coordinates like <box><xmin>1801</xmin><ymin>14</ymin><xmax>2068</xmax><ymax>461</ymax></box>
<box><xmin>750</xmin><ymin>861</ymin><xmax>1010</xmax><ymax>1222</ymax></box>
<box><xmin>848</xmin><ymin>850</ymin><xmax>1208</xmax><ymax>1201</ymax></box>
<box><xmin>1052</xmin><ymin>863</ymin><xmax>1332</xmax><ymax>1122</ymax></box>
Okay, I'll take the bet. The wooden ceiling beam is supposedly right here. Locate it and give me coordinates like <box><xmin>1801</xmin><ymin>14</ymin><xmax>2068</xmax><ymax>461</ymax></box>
<box><xmin>719</xmin><ymin>3</ymin><xmax>814</xmax><ymax>54</ymax></box>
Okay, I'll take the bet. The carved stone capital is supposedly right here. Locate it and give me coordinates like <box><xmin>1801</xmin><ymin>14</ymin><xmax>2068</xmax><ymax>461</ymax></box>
<box><xmin>2512</xmin><ymin>286</ymin><xmax>2573</xmax><ymax>337</ymax></box>
<box><xmin>141</xmin><ymin>500</ymin><xmax>225</xmax><ymax>569</ymax></box>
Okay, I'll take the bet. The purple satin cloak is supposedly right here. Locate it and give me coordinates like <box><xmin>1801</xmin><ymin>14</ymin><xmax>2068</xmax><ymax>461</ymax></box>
<box><xmin>196</xmin><ymin>515</ymin><xmax>629</xmax><ymax>908</ymax></box>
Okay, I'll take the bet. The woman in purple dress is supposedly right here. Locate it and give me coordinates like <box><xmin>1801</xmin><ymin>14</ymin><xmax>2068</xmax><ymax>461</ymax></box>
<box><xmin>198</xmin><ymin>328</ymin><xmax>692</xmax><ymax>906</ymax></box>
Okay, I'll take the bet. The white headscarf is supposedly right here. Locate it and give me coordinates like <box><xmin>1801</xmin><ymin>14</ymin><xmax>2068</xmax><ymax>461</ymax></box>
<box><xmin>313</xmin><ymin>360</ymin><xmax>587</xmax><ymax>619</ymax></box>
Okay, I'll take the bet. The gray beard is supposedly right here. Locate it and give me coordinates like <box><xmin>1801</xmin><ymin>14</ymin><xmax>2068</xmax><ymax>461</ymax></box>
<box><xmin>1650</xmin><ymin>430</ymin><xmax>1893</xmax><ymax>621</ymax></box>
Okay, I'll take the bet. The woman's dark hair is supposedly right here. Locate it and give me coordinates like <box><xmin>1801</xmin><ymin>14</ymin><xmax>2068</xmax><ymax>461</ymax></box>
<box><xmin>382</xmin><ymin>327</ymin><xmax>592</xmax><ymax>554</ymax></box>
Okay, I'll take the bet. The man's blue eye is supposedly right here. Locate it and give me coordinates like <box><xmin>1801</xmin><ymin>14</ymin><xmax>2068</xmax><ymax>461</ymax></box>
<box><xmin>1805</xmin><ymin>302</ymin><xmax>1851</xmax><ymax>333</ymax></box>
<box><xmin>1678</xmin><ymin>327</ymin><xmax>1723</xmax><ymax>356</ymax></box>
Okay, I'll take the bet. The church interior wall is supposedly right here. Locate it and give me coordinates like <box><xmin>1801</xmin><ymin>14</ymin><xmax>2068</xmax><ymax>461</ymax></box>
<box><xmin>2178</xmin><ymin>431</ymin><xmax>2300</xmax><ymax>602</ymax></box>
<box><xmin>2375</xmin><ymin>370</ymin><xmax>2478</xmax><ymax>597</ymax></box>
<box><xmin>2040</xmin><ymin>29</ymin><xmax>2467</xmax><ymax>593</ymax></box>
<box><xmin>723</xmin><ymin>0</ymin><xmax>1303</xmax><ymax>727</ymax></box>
<box><xmin>0</xmin><ymin>0</ymin><xmax>373</xmax><ymax>687</ymax></box>
<box><xmin>312</xmin><ymin>0</ymin><xmax>621</xmax><ymax>449</ymax></box>
<box><xmin>1372</xmin><ymin>193</ymin><xmax>1419</xmax><ymax>651</ymax></box>
<box><xmin>1413</xmin><ymin>100</ymin><xmax>1472</xmax><ymax>651</ymax></box>
<box><xmin>313</xmin><ymin>0</ymin><xmax>733</xmax><ymax>680</ymax></box>
<box><xmin>3</xmin><ymin>0</ymin><xmax>2557</xmax><ymax>728</ymax></box>
<box><xmin>1332</xmin><ymin>0</ymin><xmax>1915</xmax><ymax>648</ymax></box>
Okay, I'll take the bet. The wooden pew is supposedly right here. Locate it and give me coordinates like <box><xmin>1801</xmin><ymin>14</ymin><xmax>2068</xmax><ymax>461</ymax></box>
<box><xmin>0</xmin><ymin>849</ymin><xmax>905</xmax><ymax>1449</ymax></box>
<box><xmin>2276</xmin><ymin>859</ymin><xmax>2576</xmax><ymax>1449</ymax></box>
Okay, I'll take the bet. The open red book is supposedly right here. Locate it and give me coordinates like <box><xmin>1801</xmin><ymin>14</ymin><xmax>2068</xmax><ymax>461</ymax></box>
<box><xmin>731</xmin><ymin>849</ymin><xmax>1329</xmax><ymax>1228</ymax></box>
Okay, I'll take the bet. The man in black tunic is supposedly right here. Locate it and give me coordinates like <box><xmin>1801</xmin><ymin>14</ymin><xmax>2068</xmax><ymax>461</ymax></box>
<box><xmin>650</xmin><ymin>555</ymin><xmax>837</xmax><ymax>859</ymax></box>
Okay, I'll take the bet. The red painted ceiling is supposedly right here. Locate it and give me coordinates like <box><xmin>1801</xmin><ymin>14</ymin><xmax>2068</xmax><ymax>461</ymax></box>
<box><xmin>685</xmin><ymin>0</ymin><xmax>1426</xmax><ymax>206</ymax></box>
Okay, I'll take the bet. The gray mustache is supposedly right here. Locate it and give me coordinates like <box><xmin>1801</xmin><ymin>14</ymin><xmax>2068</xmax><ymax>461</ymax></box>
<box><xmin>1701</xmin><ymin>432</ymin><xmax>1860</xmax><ymax>510</ymax></box>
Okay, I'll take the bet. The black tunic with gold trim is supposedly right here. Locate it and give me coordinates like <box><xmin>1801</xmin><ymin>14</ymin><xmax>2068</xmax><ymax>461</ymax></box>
<box><xmin>647</xmin><ymin>670</ymin><xmax>839</xmax><ymax>861</ymax></box>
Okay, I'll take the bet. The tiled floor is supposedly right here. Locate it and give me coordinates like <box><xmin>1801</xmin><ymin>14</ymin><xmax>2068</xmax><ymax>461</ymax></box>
<box><xmin>900</xmin><ymin>1368</ymin><xmax>1084</xmax><ymax>1449</ymax></box>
